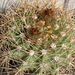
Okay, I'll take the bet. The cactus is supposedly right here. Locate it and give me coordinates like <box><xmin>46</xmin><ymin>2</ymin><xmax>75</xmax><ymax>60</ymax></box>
<box><xmin>0</xmin><ymin>1</ymin><xmax>75</xmax><ymax>75</ymax></box>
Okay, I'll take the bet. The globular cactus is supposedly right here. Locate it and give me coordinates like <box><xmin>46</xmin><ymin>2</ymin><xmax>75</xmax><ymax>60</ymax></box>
<box><xmin>0</xmin><ymin>1</ymin><xmax>75</xmax><ymax>75</ymax></box>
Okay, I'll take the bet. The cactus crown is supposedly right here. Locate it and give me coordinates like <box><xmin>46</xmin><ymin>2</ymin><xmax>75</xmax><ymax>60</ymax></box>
<box><xmin>0</xmin><ymin>1</ymin><xmax>75</xmax><ymax>75</ymax></box>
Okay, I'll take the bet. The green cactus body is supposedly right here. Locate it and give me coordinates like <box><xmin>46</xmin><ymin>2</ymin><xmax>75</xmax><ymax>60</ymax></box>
<box><xmin>0</xmin><ymin>2</ymin><xmax>75</xmax><ymax>75</ymax></box>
